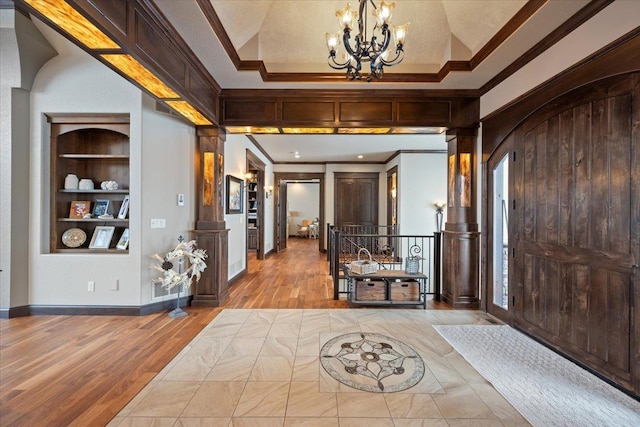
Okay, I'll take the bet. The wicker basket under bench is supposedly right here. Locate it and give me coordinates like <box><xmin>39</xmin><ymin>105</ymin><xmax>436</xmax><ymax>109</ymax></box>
<box><xmin>345</xmin><ymin>269</ymin><xmax>428</xmax><ymax>309</ymax></box>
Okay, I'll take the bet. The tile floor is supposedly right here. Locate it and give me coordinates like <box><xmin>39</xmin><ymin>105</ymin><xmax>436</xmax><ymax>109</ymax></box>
<box><xmin>108</xmin><ymin>309</ymin><xmax>530</xmax><ymax>426</ymax></box>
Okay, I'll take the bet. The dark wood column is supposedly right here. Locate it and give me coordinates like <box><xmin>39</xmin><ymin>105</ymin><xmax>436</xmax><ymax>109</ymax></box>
<box><xmin>442</xmin><ymin>129</ymin><xmax>480</xmax><ymax>308</ymax></box>
<box><xmin>192</xmin><ymin>126</ymin><xmax>229</xmax><ymax>307</ymax></box>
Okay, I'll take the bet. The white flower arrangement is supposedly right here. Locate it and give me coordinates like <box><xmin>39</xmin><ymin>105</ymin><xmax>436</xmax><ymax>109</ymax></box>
<box><xmin>151</xmin><ymin>240</ymin><xmax>207</xmax><ymax>292</ymax></box>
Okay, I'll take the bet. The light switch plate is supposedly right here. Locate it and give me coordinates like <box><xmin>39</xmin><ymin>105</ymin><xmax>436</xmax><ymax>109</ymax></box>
<box><xmin>177</xmin><ymin>194</ymin><xmax>184</xmax><ymax>206</ymax></box>
<box><xmin>150</xmin><ymin>219</ymin><xmax>166</xmax><ymax>228</ymax></box>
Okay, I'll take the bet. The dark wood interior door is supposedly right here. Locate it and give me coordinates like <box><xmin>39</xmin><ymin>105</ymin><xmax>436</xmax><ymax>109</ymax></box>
<box><xmin>276</xmin><ymin>180</ymin><xmax>287</xmax><ymax>252</ymax></box>
<box><xmin>334</xmin><ymin>173</ymin><xmax>379</xmax><ymax>226</ymax></box>
<box><xmin>511</xmin><ymin>75</ymin><xmax>640</xmax><ymax>393</ymax></box>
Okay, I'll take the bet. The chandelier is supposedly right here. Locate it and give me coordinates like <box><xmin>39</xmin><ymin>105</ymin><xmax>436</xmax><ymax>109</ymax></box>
<box><xmin>325</xmin><ymin>0</ymin><xmax>409</xmax><ymax>81</ymax></box>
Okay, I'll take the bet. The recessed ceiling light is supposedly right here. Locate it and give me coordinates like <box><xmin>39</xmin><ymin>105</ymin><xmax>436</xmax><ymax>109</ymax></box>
<box><xmin>357</xmin><ymin>155</ymin><xmax>364</xmax><ymax>159</ymax></box>
<box><xmin>294</xmin><ymin>153</ymin><xmax>301</xmax><ymax>158</ymax></box>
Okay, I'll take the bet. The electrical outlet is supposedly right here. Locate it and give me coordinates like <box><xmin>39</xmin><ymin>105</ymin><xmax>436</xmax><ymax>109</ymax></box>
<box><xmin>88</xmin><ymin>281</ymin><xmax>95</xmax><ymax>292</ymax></box>
<box><xmin>150</xmin><ymin>219</ymin><xmax>166</xmax><ymax>228</ymax></box>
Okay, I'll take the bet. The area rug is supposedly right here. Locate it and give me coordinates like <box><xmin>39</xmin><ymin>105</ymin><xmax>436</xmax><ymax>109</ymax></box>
<box><xmin>434</xmin><ymin>325</ymin><xmax>640</xmax><ymax>427</ymax></box>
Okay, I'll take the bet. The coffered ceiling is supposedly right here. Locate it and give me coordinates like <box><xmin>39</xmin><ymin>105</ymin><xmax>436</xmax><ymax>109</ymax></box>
<box><xmin>148</xmin><ymin>0</ymin><xmax>592</xmax><ymax>162</ymax></box>
<box><xmin>16</xmin><ymin>0</ymin><xmax>602</xmax><ymax>162</ymax></box>
<box><xmin>153</xmin><ymin>0</ymin><xmax>591</xmax><ymax>89</ymax></box>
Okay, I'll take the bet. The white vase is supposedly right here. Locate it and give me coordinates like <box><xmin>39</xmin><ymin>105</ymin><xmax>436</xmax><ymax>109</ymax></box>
<box><xmin>78</xmin><ymin>179</ymin><xmax>94</xmax><ymax>190</ymax></box>
<box><xmin>64</xmin><ymin>174</ymin><xmax>78</xmax><ymax>190</ymax></box>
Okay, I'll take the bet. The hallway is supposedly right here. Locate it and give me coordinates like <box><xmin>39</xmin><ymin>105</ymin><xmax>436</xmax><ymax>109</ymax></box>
<box><xmin>231</xmin><ymin>238</ymin><xmax>347</xmax><ymax>309</ymax></box>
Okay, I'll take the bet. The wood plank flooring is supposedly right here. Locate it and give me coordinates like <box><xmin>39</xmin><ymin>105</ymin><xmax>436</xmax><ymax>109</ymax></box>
<box><xmin>0</xmin><ymin>238</ymin><xmax>448</xmax><ymax>426</ymax></box>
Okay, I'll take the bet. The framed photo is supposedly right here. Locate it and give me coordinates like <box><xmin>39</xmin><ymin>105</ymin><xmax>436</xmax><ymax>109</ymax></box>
<box><xmin>93</xmin><ymin>199</ymin><xmax>110</xmax><ymax>217</ymax></box>
<box><xmin>89</xmin><ymin>226</ymin><xmax>115</xmax><ymax>249</ymax></box>
<box><xmin>225</xmin><ymin>175</ymin><xmax>244</xmax><ymax>214</ymax></box>
<box><xmin>69</xmin><ymin>200</ymin><xmax>91</xmax><ymax>219</ymax></box>
<box><xmin>116</xmin><ymin>228</ymin><xmax>130</xmax><ymax>250</ymax></box>
<box><xmin>118</xmin><ymin>195</ymin><xmax>130</xmax><ymax>219</ymax></box>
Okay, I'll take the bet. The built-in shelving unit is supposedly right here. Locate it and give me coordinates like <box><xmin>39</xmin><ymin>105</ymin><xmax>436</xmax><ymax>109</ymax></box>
<box><xmin>48</xmin><ymin>114</ymin><xmax>130</xmax><ymax>253</ymax></box>
<box><xmin>247</xmin><ymin>173</ymin><xmax>258</xmax><ymax>251</ymax></box>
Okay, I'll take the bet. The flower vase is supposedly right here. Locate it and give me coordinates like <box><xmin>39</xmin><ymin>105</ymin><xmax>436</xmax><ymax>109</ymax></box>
<box><xmin>168</xmin><ymin>285</ymin><xmax>188</xmax><ymax>318</ymax></box>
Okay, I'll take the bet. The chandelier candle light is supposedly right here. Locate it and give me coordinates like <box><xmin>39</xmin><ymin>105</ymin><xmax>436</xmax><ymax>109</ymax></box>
<box><xmin>152</xmin><ymin>236</ymin><xmax>207</xmax><ymax>318</ymax></box>
<box><xmin>326</xmin><ymin>0</ymin><xmax>409</xmax><ymax>81</ymax></box>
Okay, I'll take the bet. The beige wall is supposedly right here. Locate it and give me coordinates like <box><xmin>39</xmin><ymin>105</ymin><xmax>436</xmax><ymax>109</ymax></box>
<box><xmin>1</xmin><ymin>17</ymin><xmax>197</xmax><ymax>309</ymax></box>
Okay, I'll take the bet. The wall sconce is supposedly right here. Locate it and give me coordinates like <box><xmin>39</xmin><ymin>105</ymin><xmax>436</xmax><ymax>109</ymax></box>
<box><xmin>265</xmin><ymin>185</ymin><xmax>273</xmax><ymax>198</ymax></box>
<box><xmin>433</xmin><ymin>201</ymin><xmax>446</xmax><ymax>231</ymax></box>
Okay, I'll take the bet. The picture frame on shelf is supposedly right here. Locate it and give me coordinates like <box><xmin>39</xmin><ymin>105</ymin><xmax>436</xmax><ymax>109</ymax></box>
<box><xmin>116</xmin><ymin>228</ymin><xmax>130</xmax><ymax>250</ymax></box>
<box><xmin>69</xmin><ymin>200</ymin><xmax>91</xmax><ymax>219</ymax></box>
<box><xmin>89</xmin><ymin>226</ymin><xmax>115</xmax><ymax>249</ymax></box>
<box><xmin>225</xmin><ymin>175</ymin><xmax>244</xmax><ymax>214</ymax></box>
<box><xmin>118</xmin><ymin>195</ymin><xmax>130</xmax><ymax>219</ymax></box>
<box><xmin>93</xmin><ymin>199</ymin><xmax>110</xmax><ymax>217</ymax></box>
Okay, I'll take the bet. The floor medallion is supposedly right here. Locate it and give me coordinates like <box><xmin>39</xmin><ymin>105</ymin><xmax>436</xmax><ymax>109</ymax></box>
<box><xmin>320</xmin><ymin>332</ymin><xmax>425</xmax><ymax>393</ymax></box>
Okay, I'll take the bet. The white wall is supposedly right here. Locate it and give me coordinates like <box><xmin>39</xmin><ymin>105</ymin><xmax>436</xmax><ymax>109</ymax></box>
<box><xmin>26</xmin><ymin>24</ymin><xmax>196</xmax><ymax>307</ymax></box>
<box><xmin>396</xmin><ymin>152</ymin><xmax>448</xmax><ymax>235</ymax></box>
<box><xmin>287</xmin><ymin>183</ymin><xmax>319</xmax><ymax>235</ymax></box>
<box><xmin>224</xmin><ymin>134</ymin><xmax>274</xmax><ymax>280</ymax></box>
<box><xmin>1</xmin><ymin>10</ymin><xmax>56</xmax><ymax>311</ymax></box>
<box><xmin>139</xmin><ymin>95</ymin><xmax>197</xmax><ymax>304</ymax></box>
<box><xmin>273</xmin><ymin>164</ymin><xmax>325</xmax><ymax>173</ymax></box>
<box><xmin>481</xmin><ymin>1</ymin><xmax>640</xmax><ymax>118</ymax></box>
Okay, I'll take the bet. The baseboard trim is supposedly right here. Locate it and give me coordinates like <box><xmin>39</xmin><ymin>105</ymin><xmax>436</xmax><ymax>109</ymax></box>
<box><xmin>0</xmin><ymin>305</ymin><xmax>30</xmax><ymax>319</ymax></box>
<box><xmin>1</xmin><ymin>296</ymin><xmax>194</xmax><ymax>317</ymax></box>
<box><xmin>228</xmin><ymin>268</ymin><xmax>247</xmax><ymax>287</ymax></box>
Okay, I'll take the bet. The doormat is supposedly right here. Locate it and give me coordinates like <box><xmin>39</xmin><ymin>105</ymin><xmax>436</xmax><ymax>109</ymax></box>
<box><xmin>434</xmin><ymin>325</ymin><xmax>640</xmax><ymax>427</ymax></box>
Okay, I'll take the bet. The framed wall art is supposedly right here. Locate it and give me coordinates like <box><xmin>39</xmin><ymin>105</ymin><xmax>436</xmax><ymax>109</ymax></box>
<box><xmin>92</xmin><ymin>199</ymin><xmax>110</xmax><ymax>217</ymax></box>
<box><xmin>89</xmin><ymin>226</ymin><xmax>115</xmax><ymax>249</ymax></box>
<box><xmin>69</xmin><ymin>200</ymin><xmax>91</xmax><ymax>219</ymax></box>
<box><xmin>118</xmin><ymin>195</ymin><xmax>130</xmax><ymax>219</ymax></box>
<box><xmin>225</xmin><ymin>175</ymin><xmax>244</xmax><ymax>214</ymax></box>
<box><xmin>116</xmin><ymin>228</ymin><xmax>130</xmax><ymax>250</ymax></box>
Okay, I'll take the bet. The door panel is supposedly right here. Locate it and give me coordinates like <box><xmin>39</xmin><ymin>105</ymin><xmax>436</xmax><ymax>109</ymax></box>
<box><xmin>356</xmin><ymin>180</ymin><xmax>376</xmax><ymax>226</ymax></box>
<box><xmin>335</xmin><ymin>179</ymin><xmax>356</xmax><ymax>225</ymax></box>
<box><xmin>513</xmin><ymin>86</ymin><xmax>637</xmax><ymax>389</ymax></box>
<box><xmin>334</xmin><ymin>173</ymin><xmax>379</xmax><ymax>226</ymax></box>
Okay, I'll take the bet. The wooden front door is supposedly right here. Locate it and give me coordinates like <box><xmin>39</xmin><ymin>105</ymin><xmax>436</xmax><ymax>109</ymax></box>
<box><xmin>334</xmin><ymin>172</ymin><xmax>379</xmax><ymax>226</ymax></box>
<box><xmin>511</xmin><ymin>75</ymin><xmax>640</xmax><ymax>392</ymax></box>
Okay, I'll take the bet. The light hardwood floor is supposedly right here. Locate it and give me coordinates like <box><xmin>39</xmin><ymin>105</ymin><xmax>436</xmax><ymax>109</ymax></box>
<box><xmin>0</xmin><ymin>238</ymin><xmax>450</xmax><ymax>426</ymax></box>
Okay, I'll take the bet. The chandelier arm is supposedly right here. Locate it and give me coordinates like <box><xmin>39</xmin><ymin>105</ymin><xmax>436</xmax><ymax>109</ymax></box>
<box><xmin>328</xmin><ymin>53</ymin><xmax>353</xmax><ymax>70</ymax></box>
<box><xmin>368</xmin><ymin>23</ymin><xmax>391</xmax><ymax>65</ymax></box>
<box><xmin>342</xmin><ymin>29</ymin><xmax>359</xmax><ymax>57</ymax></box>
<box><xmin>377</xmin><ymin>48</ymin><xmax>404</xmax><ymax>66</ymax></box>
